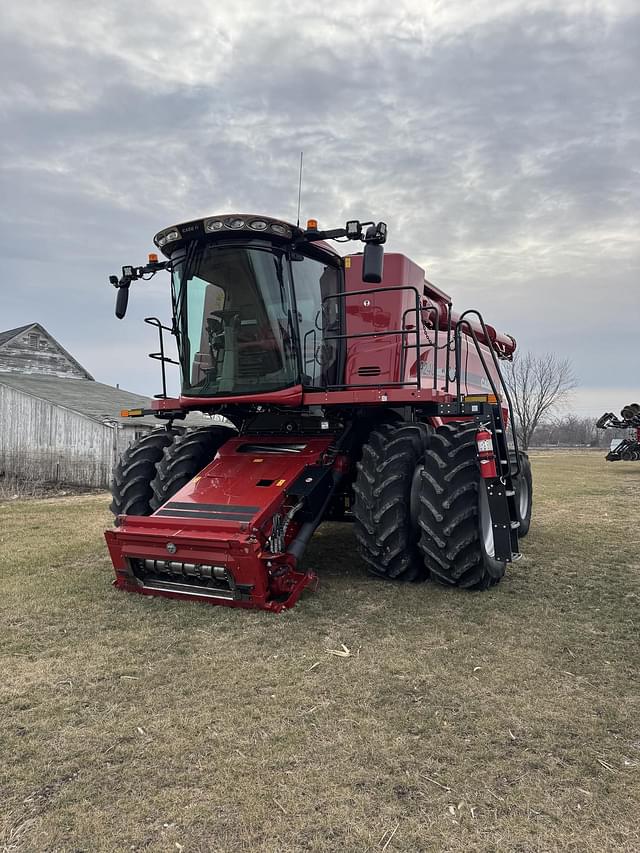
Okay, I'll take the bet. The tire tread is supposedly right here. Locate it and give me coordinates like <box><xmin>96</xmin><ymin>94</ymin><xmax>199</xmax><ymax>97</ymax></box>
<box><xmin>353</xmin><ymin>422</ymin><xmax>430</xmax><ymax>582</ymax></box>
<box><xmin>150</xmin><ymin>426</ymin><xmax>235</xmax><ymax>510</ymax></box>
<box><xmin>109</xmin><ymin>429</ymin><xmax>175</xmax><ymax>519</ymax></box>
<box><xmin>417</xmin><ymin>422</ymin><xmax>505</xmax><ymax>590</ymax></box>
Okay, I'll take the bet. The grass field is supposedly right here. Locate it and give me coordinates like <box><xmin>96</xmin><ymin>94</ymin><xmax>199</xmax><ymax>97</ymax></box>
<box><xmin>1</xmin><ymin>452</ymin><xmax>639</xmax><ymax>852</ymax></box>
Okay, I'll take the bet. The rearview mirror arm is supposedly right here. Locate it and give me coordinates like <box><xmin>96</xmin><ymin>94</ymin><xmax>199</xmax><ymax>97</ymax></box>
<box><xmin>294</xmin><ymin>219</ymin><xmax>388</xmax><ymax>249</ymax></box>
<box><xmin>109</xmin><ymin>258</ymin><xmax>171</xmax><ymax>319</ymax></box>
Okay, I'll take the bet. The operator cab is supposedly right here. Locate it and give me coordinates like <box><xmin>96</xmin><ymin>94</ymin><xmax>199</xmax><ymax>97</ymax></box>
<box><xmin>111</xmin><ymin>213</ymin><xmax>387</xmax><ymax>401</ymax></box>
<box><xmin>165</xmin><ymin>218</ymin><xmax>341</xmax><ymax>396</ymax></box>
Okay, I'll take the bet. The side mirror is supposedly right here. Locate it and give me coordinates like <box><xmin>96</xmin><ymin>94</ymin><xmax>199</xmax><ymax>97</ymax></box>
<box><xmin>362</xmin><ymin>241</ymin><xmax>384</xmax><ymax>284</ymax></box>
<box><xmin>115</xmin><ymin>285</ymin><xmax>130</xmax><ymax>319</ymax></box>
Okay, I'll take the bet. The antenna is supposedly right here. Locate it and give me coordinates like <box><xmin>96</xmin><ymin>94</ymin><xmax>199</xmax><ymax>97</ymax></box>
<box><xmin>296</xmin><ymin>151</ymin><xmax>303</xmax><ymax>227</ymax></box>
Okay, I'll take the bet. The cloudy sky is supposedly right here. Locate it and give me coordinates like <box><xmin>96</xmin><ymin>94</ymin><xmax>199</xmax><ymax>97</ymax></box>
<box><xmin>2</xmin><ymin>0</ymin><xmax>638</xmax><ymax>416</ymax></box>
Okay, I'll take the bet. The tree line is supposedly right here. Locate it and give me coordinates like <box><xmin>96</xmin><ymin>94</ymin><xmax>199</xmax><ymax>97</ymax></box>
<box><xmin>527</xmin><ymin>415</ymin><xmax>627</xmax><ymax>448</ymax></box>
<box><xmin>502</xmin><ymin>350</ymin><xmax>632</xmax><ymax>449</ymax></box>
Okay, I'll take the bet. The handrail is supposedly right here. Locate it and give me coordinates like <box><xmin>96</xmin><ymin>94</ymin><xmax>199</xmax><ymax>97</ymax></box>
<box><xmin>145</xmin><ymin>317</ymin><xmax>179</xmax><ymax>400</ymax></box>
<box><xmin>409</xmin><ymin>303</ymin><xmax>441</xmax><ymax>391</ymax></box>
<box><xmin>454</xmin><ymin>310</ymin><xmax>521</xmax><ymax>475</ymax></box>
<box><xmin>320</xmin><ymin>285</ymin><xmax>424</xmax><ymax>391</ymax></box>
<box><xmin>445</xmin><ymin>302</ymin><xmax>453</xmax><ymax>392</ymax></box>
<box><xmin>302</xmin><ymin>327</ymin><xmax>318</xmax><ymax>384</ymax></box>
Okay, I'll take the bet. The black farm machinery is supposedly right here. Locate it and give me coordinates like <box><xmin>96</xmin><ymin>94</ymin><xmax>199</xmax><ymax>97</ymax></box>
<box><xmin>596</xmin><ymin>403</ymin><xmax>640</xmax><ymax>461</ymax></box>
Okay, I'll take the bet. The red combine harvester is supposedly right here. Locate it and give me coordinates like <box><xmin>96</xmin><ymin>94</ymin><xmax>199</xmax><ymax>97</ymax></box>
<box><xmin>105</xmin><ymin>214</ymin><xmax>532</xmax><ymax>611</ymax></box>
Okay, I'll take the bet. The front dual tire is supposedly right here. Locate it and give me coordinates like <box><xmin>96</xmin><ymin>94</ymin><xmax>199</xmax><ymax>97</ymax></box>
<box><xmin>352</xmin><ymin>422</ymin><xmax>431</xmax><ymax>582</ymax></box>
<box><xmin>109</xmin><ymin>429</ymin><xmax>175</xmax><ymax>519</ymax></box>
<box><xmin>110</xmin><ymin>426</ymin><xmax>235</xmax><ymax>522</ymax></box>
<box><xmin>353</xmin><ymin>421</ymin><xmax>532</xmax><ymax>590</ymax></box>
<box><xmin>417</xmin><ymin>423</ymin><xmax>506</xmax><ymax>589</ymax></box>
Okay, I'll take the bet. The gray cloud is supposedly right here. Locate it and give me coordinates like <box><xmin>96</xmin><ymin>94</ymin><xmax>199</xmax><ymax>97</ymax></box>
<box><xmin>1</xmin><ymin>0</ymin><xmax>638</xmax><ymax>413</ymax></box>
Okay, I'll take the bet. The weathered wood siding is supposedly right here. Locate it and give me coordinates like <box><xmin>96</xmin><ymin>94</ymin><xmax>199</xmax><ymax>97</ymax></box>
<box><xmin>0</xmin><ymin>327</ymin><xmax>89</xmax><ymax>378</ymax></box>
<box><xmin>0</xmin><ymin>384</ymin><xmax>148</xmax><ymax>487</ymax></box>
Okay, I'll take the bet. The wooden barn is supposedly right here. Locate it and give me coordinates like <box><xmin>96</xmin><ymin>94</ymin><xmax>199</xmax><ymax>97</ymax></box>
<box><xmin>0</xmin><ymin>323</ymin><xmax>196</xmax><ymax>488</ymax></box>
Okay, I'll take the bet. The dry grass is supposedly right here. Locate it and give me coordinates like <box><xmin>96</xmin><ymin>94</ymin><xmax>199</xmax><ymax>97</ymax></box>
<box><xmin>1</xmin><ymin>453</ymin><xmax>639</xmax><ymax>852</ymax></box>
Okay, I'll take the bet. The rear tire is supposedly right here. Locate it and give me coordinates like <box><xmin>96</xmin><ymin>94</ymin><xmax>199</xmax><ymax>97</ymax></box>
<box><xmin>110</xmin><ymin>429</ymin><xmax>175</xmax><ymax>520</ymax></box>
<box><xmin>417</xmin><ymin>422</ymin><xmax>506</xmax><ymax>590</ymax></box>
<box><xmin>150</xmin><ymin>426</ymin><xmax>235</xmax><ymax>510</ymax></box>
<box><xmin>511</xmin><ymin>451</ymin><xmax>533</xmax><ymax>537</ymax></box>
<box><xmin>353</xmin><ymin>421</ymin><xmax>431</xmax><ymax>582</ymax></box>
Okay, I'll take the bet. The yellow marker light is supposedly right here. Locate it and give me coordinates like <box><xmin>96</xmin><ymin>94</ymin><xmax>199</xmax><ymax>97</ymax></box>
<box><xmin>306</xmin><ymin>219</ymin><xmax>318</xmax><ymax>230</ymax></box>
<box><xmin>464</xmin><ymin>394</ymin><xmax>498</xmax><ymax>404</ymax></box>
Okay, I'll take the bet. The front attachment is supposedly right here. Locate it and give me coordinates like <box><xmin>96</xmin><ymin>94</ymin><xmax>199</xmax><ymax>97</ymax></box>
<box><xmin>105</xmin><ymin>435</ymin><xmax>340</xmax><ymax>612</ymax></box>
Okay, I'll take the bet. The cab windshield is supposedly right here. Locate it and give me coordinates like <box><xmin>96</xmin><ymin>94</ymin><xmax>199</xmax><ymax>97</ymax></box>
<box><xmin>174</xmin><ymin>243</ymin><xmax>299</xmax><ymax>396</ymax></box>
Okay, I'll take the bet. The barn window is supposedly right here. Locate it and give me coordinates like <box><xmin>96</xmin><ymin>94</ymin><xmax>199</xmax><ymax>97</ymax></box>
<box><xmin>29</xmin><ymin>333</ymin><xmax>39</xmax><ymax>348</ymax></box>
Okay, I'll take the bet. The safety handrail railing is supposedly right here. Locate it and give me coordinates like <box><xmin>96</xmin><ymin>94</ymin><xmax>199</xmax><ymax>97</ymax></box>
<box><xmin>320</xmin><ymin>285</ymin><xmax>427</xmax><ymax>391</ymax></box>
<box><xmin>453</xmin><ymin>310</ymin><xmax>521</xmax><ymax>476</ymax></box>
<box><xmin>145</xmin><ymin>317</ymin><xmax>179</xmax><ymax>400</ymax></box>
<box><xmin>400</xmin><ymin>303</ymin><xmax>443</xmax><ymax>391</ymax></box>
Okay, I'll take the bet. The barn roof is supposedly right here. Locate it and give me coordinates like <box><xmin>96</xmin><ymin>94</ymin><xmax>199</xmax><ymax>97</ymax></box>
<box><xmin>0</xmin><ymin>322</ymin><xmax>94</xmax><ymax>380</ymax></box>
<box><xmin>0</xmin><ymin>324</ymin><xmax>33</xmax><ymax>346</ymax></box>
<box><xmin>0</xmin><ymin>374</ymin><xmax>211</xmax><ymax>428</ymax></box>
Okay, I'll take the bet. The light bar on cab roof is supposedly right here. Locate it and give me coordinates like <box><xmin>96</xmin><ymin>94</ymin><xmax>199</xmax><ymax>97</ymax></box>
<box><xmin>154</xmin><ymin>215</ymin><xmax>295</xmax><ymax>250</ymax></box>
<box><xmin>155</xmin><ymin>228</ymin><xmax>181</xmax><ymax>248</ymax></box>
<box><xmin>201</xmin><ymin>216</ymin><xmax>292</xmax><ymax>239</ymax></box>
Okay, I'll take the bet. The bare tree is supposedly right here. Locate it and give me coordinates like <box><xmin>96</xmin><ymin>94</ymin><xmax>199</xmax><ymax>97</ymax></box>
<box><xmin>504</xmin><ymin>352</ymin><xmax>577</xmax><ymax>449</ymax></box>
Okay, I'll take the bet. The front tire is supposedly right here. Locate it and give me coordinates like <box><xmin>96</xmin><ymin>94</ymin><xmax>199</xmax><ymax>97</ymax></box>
<box><xmin>353</xmin><ymin>421</ymin><xmax>431</xmax><ymax>582</ymax></box>
<box><xmin>417</xmin><ymin>422</ymin><xmax>506</xmax><ymax>590</ymax></box>
<box><xmin>110</xmin><ymin>429</ymin><xmax>175</xmax><ymax>520</ymax></box>
<box><xmin>150</xmin><ymin>426</ymin><xmax>235</xmax><ymax>510</ymax></box>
